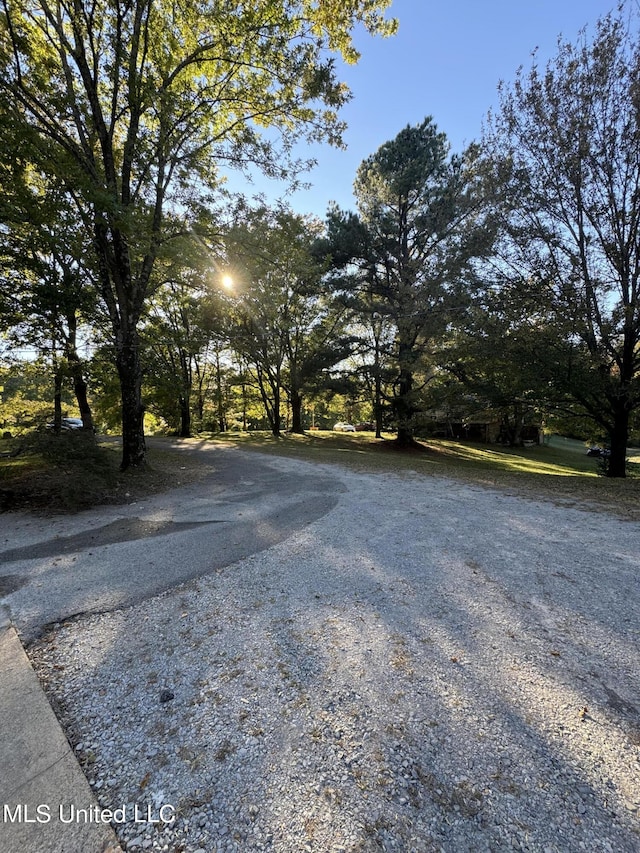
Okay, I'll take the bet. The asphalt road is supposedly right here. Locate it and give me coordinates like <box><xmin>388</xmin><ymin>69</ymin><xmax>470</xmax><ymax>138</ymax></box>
<box><xmin>0</xmin><ymin>442</ymin><xmax>344</xmax><ymax>643</ymax></box>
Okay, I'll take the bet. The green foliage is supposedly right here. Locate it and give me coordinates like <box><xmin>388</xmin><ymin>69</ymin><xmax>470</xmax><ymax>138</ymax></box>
<box><xmin>484</xmin><ymin>5</ymin><xmax>640</xmax><ymax>475</ymax></box>
<box><xmin>84</xmin><ymin>348</ymin><xmax>122</xmax><ymax>434</ymax></box>
<box><xmin>354</xmin><ymin>118</ymin><xmax>450</xmax><ymax>214</ymax></box>
<box><xmin>0</xmin><ymin>361</ymin><xmax>77</xmax><ymax>433</ymax></box>
<box><xmin>6</xmin><ymin>2</ymin><xmax>640</xmax><ymax>477</ymax></box>
<box><xmin>139</xmin><ymin>231</ymin><xmax>222</xmax><ymax>436</ymax></box>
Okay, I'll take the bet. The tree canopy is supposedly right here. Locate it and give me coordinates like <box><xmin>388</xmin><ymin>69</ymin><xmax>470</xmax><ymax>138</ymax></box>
<box><xmin>223</xmin><ymin>204</ymin><xmax>351</xmax><ymax>436</ymax></box>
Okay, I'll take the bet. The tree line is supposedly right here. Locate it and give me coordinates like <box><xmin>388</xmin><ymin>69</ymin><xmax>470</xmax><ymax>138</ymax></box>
<box><xmin>1</xmin><ymin>2</ymin><xmax>639</xmax><ymax>476</ymax></box>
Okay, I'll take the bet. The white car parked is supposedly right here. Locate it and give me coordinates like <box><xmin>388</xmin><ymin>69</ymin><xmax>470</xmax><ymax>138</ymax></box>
<box><xmin>333</xmin><ymin>422</ymin><xmax>356</xmax><ymax>432</ymax></box>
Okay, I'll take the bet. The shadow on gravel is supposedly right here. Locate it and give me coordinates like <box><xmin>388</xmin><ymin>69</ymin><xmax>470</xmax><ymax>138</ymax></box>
<box><xmin>0</xmin><ymin>519</ymin><xmax>228</xmax><ymax>563</ymax></box>
<box><xmin>27</xmin><ymin>476</ymin><xmax>640</xmax><ymax>853</ymax></box>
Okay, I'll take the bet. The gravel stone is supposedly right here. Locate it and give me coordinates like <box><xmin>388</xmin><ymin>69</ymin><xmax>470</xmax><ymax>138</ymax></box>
<box><xmin>27</xmin><ymin>455</ymin><xmax>640</xmax><ymax>852</ymax></box>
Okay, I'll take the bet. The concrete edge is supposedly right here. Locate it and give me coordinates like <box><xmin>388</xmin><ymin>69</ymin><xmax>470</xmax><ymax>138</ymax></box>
<box><xmin>0</xmin><ymin>618</ymin><xmax>123</xmax><ymax>853</ymax></box>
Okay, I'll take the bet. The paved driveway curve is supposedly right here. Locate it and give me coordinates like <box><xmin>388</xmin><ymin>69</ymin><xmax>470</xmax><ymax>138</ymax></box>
<box><xmin>0</xmin><ymin>442</ymin><xmax>344</xmax><ymax>643</ymax></box>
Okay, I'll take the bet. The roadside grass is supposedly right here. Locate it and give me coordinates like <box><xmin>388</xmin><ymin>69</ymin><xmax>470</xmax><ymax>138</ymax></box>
<box><xmin>2</xmin><ymin>428</ymin><xmax>640</xmax><ymax>519</ymax></box>
<box><xmin>0</xmin><ymin>432</ymin><xmax>119</xmax><ymax>512</ymax></box>
<box><xmin>0</xmin><ymin>432</ymin><xmax>210</xmax><ymax>513</ymax></box>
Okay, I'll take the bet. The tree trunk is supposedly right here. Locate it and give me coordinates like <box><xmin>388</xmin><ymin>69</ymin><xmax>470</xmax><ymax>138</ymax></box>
<box><xmin>116</xmin><ymin>329</ymin><xmax>146</xmax><ymax>469</ymax></box>
<box><xmin>271</xmin><ymin>385</ymin><xmax>281</xmax><ymax>436</ymax></box>
<box><xmin>607</xmin><ymin>405</ymin><xmax>629</xmax><ymax>478</ymax></box>
<box><xmin>510</xmin><ymin>402</ymin><xmax>524</xmax><ymax>447</ymax></box>
<box><xmin>394</xmin><ymin>360</ymin><xmax>414</xmax><ymax>447</ymax></box>
<box><xmin>393</xmin><ymin>342</ymin><xmax>414</xmax><ymax>448</ymax></box>
<box><xmin>374</xmin><ymin>377</ymin><xmax>383</xmax><ymax>439</ymax></box>
<box><xmin>95</xmin><ymin>222</ymin><xmax>148</xmax><ymax>469</ymax></box>
<box><xmin>373</xmin><ymin>334</ymin><xmax>383</xmax><ymax>438</ymax></box>
<box><xmin>215</xmin><ymin>351</ymin><xmax>226</xmax><ymax>432</ymax></box>
<box><xmin>393</xmin><ymin>328</ymin><xmax>418</xmax><ymax>448</ymax></box>
<box><xmin>241</xmin><ymin>383</ymin><xmax>247</xmax><ymax>431</ymax></box>
<box><xmin>179</xmin><ymin>396</ymin><xmax>191</xmax><ymax>438</ymax></box>
<box><xmin>255</xmin><ymin>366</ymin><xmax>281</xmax><ymax>436</ymax></box>
<box><xmin>67</xmin><ymin>355</ymin><xmax>94</xmax><ymax>434</ymax></box>
<box><xmin>178</xmin><ymin>348</ymin><xmax>192</xmax><ymax>438</ymax></box>
<box><xmin>72</xmin><ymin>371</ymin><xmax>94</xmax><ymax>433</ymax></box>
<box><xmin>396</xmin><ymin>420</ymin><xmax>414</xmax><ymax>447</ymax></box>
<box><xmin>53</xmin><ymin>368</ymin><xmax>62</xmax><ymax>433</ymax></box>
<box><xmin>290</xmin><ymin>389</ymin><xmax>304</xmax><ymax>433</ymax></box>
<box><xmin>65</xmin><ymin>311</ymin><xmax>94</xmax><ymax>434</ymax></box>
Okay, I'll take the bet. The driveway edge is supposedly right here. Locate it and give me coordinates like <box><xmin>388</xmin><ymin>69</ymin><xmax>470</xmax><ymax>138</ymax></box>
<box><xmin>0</xmin><ymin>613</ymin><xmax>122</xmax><ymax>853</ymax></box>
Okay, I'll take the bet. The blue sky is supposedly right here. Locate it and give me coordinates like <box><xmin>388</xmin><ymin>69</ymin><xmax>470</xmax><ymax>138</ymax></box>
<box><xmin>233</xmin><ymin>0</ymin><xmax>620</xmax><ymax>218</ymax></box>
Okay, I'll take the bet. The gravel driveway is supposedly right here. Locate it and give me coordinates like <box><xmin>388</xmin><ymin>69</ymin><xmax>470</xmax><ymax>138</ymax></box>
<box><xmin>29</xmin><ymin>453</ymin><xmax>640</xmax><ymax>852</ymax></box>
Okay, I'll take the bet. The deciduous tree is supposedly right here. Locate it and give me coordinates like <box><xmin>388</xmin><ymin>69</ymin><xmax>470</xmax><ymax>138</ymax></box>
<box><xmin>485</xmin><ymin>5</ymin><xmax>640</xmax><ymax>476</ymax></box>
<box><xmin>0</xmin><ymin>166</ymin><xmax>97</xmax><ymax>432</ymax></box>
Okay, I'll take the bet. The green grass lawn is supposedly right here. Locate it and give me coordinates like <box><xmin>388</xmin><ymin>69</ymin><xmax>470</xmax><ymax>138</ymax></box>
<box><xmin>199</xmin><ymin>429</ymin><xmax>600</xmax><ymax>474</ymax></box>
<box><xmin>420</xmin><ymin>438</ymin><xmax>600</xmax><ymax>476</ymax></box>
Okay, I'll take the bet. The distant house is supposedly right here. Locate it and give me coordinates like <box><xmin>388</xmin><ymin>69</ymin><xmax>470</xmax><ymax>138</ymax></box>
<box><xmin>421</xmin><ymin>404</ymin><xmax>543</xmax><ymax>446</ymax></box>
